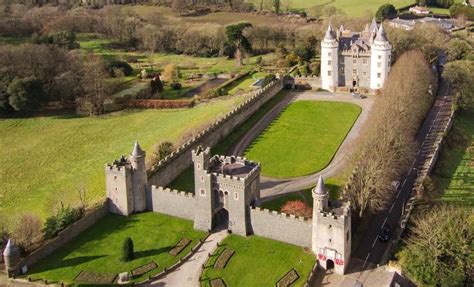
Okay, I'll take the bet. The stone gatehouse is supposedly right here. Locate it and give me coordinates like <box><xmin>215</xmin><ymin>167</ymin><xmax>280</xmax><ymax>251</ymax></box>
<box><xmin>106</xmin><ymin>142</ymin><xmax>352</xmax><ymax>274</ymax></box>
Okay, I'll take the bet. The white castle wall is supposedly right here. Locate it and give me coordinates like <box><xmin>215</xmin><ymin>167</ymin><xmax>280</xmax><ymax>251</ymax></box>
<box><xmin>250</xmin><ymin>207</ymin><xmax>312</xmax><ymax>248</ymax></box>
<box><xmin>321</xmin><ymin>39</ymin><xmax>339</xmax><ymax>91</ymax></box>
<box><xmin>370</xmin><ymin>42</ymin><xmax>391</xmax><ymax>89</ymax></box>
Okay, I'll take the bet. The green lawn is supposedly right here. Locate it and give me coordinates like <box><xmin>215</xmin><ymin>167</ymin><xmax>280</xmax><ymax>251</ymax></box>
<box><xmin>227</xmin><ymin>72</ymin><xmax>270</xmax><ymax>96</ymax></box>
<box><xmin>246</xmin><ymin>0</ymin><xmax>414</xmax><ymax>16</ymax></box>
<box><xmin>200</xmin><ymin>235</ymin><xmax>315</xmax><ymax>287</ymax></box>
<box><xmin>0</xmin><ymin>95</ymin><xmax>250</xmax><ymax>222</ymax></box>
<box><xmin>244</xmin><ymin>101</ymin><xmax>361</xmax><ymax>178</ymax></box>
<box><xmin>167</xmin><ymin>90</ymin><xmax>291</xmax><ymax>193</ymax></box>
<box><xmin>27</xmin><ymin>212</ymin><xmax>206</xmax><ymax>284</ymax></box>
<box><xmin>260</xmin><ymin>176</ymin><xmax>345</xmax><ymax>211</ymax></box>
<box><xmin>434</xmin><ymin>109</ymin><xmax>474</xmax><ymax>206</ymax></box>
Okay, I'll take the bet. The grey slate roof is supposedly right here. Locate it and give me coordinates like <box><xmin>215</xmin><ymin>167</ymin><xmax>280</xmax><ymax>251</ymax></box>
<box><xmin>313</xmin><ymin>175</ymin><xmax>327</xmax><ymax>195</ymax></box>
<box><xmin>2</xmin><ymin>239</ymin><xmax>18</xmax><ymax>256</ymax></box>
<box><xmin>324</xmin><ymin>25</ymin><xmax>336</xmax><ymax>40</ymax></box>
<box><xmin>131</xmin><ymin>141</ymin><xmax>145</xmax><ymax>156</ymax></box>
<box><xmin>375</xmin><ymin>24</ymin><xmax>388</xmax><ymax>42</ymax></box>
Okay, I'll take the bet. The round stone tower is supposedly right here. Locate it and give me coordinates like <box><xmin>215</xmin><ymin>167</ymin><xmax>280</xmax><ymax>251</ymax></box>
<box><xmin>312</xmin><ymin>175</ymin><xmax>329</xmax><ymax>213</ymax></box>
<box><xmin>321</xmin><ymin>25</ymin><xmax>339</xmax><ymax>91</ymax></box>
<box><xmin>130</xmin><ymin>141</ymin><xmax>148</xmax><ymax>212</ymax></box>
<box><xmin>3</xmin><ymin>239</ymin><xmax>20</xmax><ymax>277</ymax></box>
<box><xmin>370</xmin><ymin>24</ymin><xmax>392</xmax><ymax>90</ymax></box>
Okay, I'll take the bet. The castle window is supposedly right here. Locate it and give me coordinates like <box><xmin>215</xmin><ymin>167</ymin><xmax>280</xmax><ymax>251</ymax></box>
<box><xmin>352</xmin><ymin>59</ymin><xmax>357</xmax><ymax>64</ymax></box>
<box><xmin>234</xmin><ymin>192</ymin><xmax>239</xmax><ymax>200</ymax></box>
<box><xmin>328</xmin><ymin>225</ymin><xmax>332</xmax><ymax>229</ymax></box>
<box><xmin>328</xmin><ymin>71</ymin><xmax>331</xmax><ymax>76</ymax></box>
<box><xmin>347</xmin><ymin>231</ymin><xmax>349</xmax><ymax>241</ymax></box>
<box><xmin>199</xmin><ymin>189</ymin><xmax>206</xmax><ymax>196</ymax></box>
<box><xmin>377</xmin><ymin>62</ymin><xmax>381</xmax><ymax>68</ymax></box>
<box><xmin>378</xmin><ymin>55</ymin><xmax>382</xmax><ymax>60</ymax></box>
<box><xmin>377</xmin><ymin>73</ymin><xmax>381</xmax><ymax>78</ymax></box>
<box><xmin>328</xmin><ymin>60</ymin><xmax>331</xmax><ymax>65</ymax></box>
<box><xmin>200</xmin><ymin>176</ymin><xmax>204</xmax><ymax>183</ymax></box>
<box><xmin>328</xmin><ymin>52</ymin><xmax>332</xmax><ymax>56</ymax></box>
<box><xmin>363</xmin><ymin>71</ymin><xmax>367</xmax><ymax>76</ymax></box>
<box><xmin>114</xmin><ymin>176</ymin><xmax>117</xmax><ymax>180</ymax></box>
<box><xmin>197</xmin><ymin>163</ymin><xmax>201</xmax><ymax>170</ymax></box>
<box><xmin>329</xmin><ymin>239</ymin><xmax>332</xmax><ymax>243</ymax></box>
<box><xmin>363</xmin><ymin>58</ymin><xmax>368</xmax><ymax>65</ymax></box>
<box><xmin>352</xmin><ymin>69</ymin><xmax>357</xmax><ymax>75</ymax></box>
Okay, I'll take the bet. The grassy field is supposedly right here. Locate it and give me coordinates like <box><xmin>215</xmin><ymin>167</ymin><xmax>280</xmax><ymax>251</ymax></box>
<box><xmin>167</xmin><ymin>90</ymin><xmax>290</xmax><ymax>193</ymax></box>
<box><xmin>0</xmin><ymin>95</ymin><xmax>250</xmax><ymax>222</ymax></box>
<box><xmin>200</xmin><ymin>235</ymin><xmax>315</xmax><ymax>287</ymax></box>
<box><xmin>244</xmin><ymin>101</ymin><xmax>360</xmax><ymax>178</ymax></box>
<box><xmin>434</xmin><ymin>109</ymin><xmax>474</xmax><ymax>206</ymax></box>
<box><xmin>227</xmin><ymin>72</ymin><xmax>269</xmax><ymax>95</ymax></box>
<box><xmin>27</xmin><ymin>212</ymin><xmax>206</xmax><ymax>284</ymax></box>
<box><xmin>246</xmin><ymin>0</ymin><xmax>414</xmax><ymax>16</ymax></box>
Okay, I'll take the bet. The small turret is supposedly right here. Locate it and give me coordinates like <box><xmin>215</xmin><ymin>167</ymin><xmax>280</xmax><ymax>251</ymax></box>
<box><xmin>321</xmin><ymin>25</ymin><xmax>339</xmax><ymax>91</ymax></box>
<box><xmin>374</xmin><ymin>24</ymin><xmax>388</xmax><ymax>43</ymax></box>
<box><xmin>3</xmin><ymin>239</ymin><xmax>20</xmax><ymax>277</ymax></box>
<box><xmin>312</xmin><ymin>175</ymin><xmax>329</xmax><ymax>212</ymax></box>
<box><xmin>129</xmin><ymin>141</ymin><xmax>148</xmax><ymax>212</ymax></box>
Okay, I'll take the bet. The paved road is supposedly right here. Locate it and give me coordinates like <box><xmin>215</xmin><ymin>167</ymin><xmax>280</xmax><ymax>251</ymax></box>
<box><xmin>146</xmin><ymin>230</ymin><xmax>228</xmax><ymax>287</ymax></box>
<box><xmin>230</xmin><ymin>91</ymin><xmax>374</xmax><ymax>200</ymax></box>
<box><xmin>352</xmin><ymin>79</ymin><xmax>452</xmax><ymax>267</ymax></box>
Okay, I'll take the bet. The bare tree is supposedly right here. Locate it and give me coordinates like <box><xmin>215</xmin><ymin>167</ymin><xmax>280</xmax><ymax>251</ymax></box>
<box><xmin>78</xmin><ymin>54</ymin><xmax>109</xmax><ymax>116</ymax></box>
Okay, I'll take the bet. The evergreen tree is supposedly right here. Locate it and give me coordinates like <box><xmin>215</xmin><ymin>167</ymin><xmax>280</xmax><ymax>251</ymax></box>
<box><xmin>121</xmin><ymin>237</ymin><xmax>134</xmax><ymax>262</ymax></box>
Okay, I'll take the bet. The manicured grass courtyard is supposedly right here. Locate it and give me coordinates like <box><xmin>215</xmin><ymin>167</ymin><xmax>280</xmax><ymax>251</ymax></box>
<box><xmin>244</xmin><ymin>101</ymin><xmax>360</xmax><ymax>178</ymax></box>
<box><xmin>434</xmin><ymin>109</ymin><xmax>474</xmax><ymax>206</ymax></box>
<box><xmin>227</xmin><ymin>72</ymin><xmax>270</xmax><ymax>96</ymax></box>
<box><xmin>200</xmin><ymin>235</ymin><xmax>315</xmax><ymax>287</ymax></box>
<box><xmin>28</xmin><ymin>212</ymin><xmax>207</xmax><ymax>284</ymax></box>
<box><xmin>0</xmin><ymin>95</ymin><xmax>250</xmax><ymax>221</ymax></box>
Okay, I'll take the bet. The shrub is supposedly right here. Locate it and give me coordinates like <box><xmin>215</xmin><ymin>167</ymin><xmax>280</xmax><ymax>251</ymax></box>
<box><xmin>255</xmin><ymin>56</ymin><xmax>263</xmax><ymax>64</ymax></box>
<box><xmin>376</xmin><ymin>3</ymin><xmax>397</xmax><ymax>21</ymax></box>
<box><xmin>107</xmin><ymin>60</ymin><xmax>133</xmax><ymax>77</ymax></box>
<box><xmin>7</xmin><ymin>76</ymin><xmax>46</xmax><ymax>112</ymax></box>
<box><xmin>156</xmin><ymin>141</ymin><xmax>174</xmax><ymax>160</ymax></box>
<box><xmin>162</xmin><ymin>64</ymin><xmax>177</xmax><ymax>82</ymax></box>
<box><xmin>121</xmin><ymin>237</ymin><xmax>134</xmax><ymax>262</ymax></box>
<box><xmin>281</xmin><ymin>200</ymin><xmax>312</xmax><ymax>218</ymax></box>
<box><xmin>12</xmin><ymin>214</ymin><xmax>42</xmax><ymax>253</ymax></box>
<box><xmin>171</xmin><ymin>82</ymin><xmax>182</xmax><ymax>90</ymax></box>
<box><xmin>43</xmin><ymin>205</ymin><xmax>84</xmax><ymax>239</ymax></box>
<box><xmin>127</xmin><ymin>99</ymin><xmax>195</xmax><ymax>109</ymax></box>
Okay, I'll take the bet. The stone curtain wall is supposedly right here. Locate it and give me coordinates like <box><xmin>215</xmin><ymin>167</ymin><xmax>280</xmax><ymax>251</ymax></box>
<box><xmin>150</xmin><ymin>186</ymin><xmax>196</xmax><ymax>220</ymax></box>
<box><xmin>250</xmin><ymin>207</ymin><xmax>312</xmax><ymax>248</ymax></box>
<box><xmin>147</xmin><ymin>79</ymin><xmax>284</xmax><ymax>188</ymax></box>
<box><xmin>19</xmin><ymin>203</ymin><xmax>108</xmax><ymax>270</ymax></box>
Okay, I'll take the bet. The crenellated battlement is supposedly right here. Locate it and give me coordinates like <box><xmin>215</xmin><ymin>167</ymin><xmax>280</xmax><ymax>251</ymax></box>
<box><xmin>251</xmin><ymin>206</ymin><xmax>311</xmax><ymax>222</ymax></box>
<box><xmin>152</xmin><ymin>186</ymin><xmax>195</xmax><ymax>198</ymax></box>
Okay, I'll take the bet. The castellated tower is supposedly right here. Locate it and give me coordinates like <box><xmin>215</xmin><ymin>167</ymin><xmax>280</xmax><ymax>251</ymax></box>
<box><xmin>105</xmin><ymin>141</ymin><xmax>148</xmax><ymax>216</ymax></box>
<box><xmin>370</xmin><ymin>24</ymin><xmax>392</xmax><ymax>90</ymax></box>
<box><xmin>321</xmin><ymin>25</ymin><xmax>339</xmax><ymax>91</ymax></box>
<box><xmin>192</xmin><ymin>146</ymin><xmax>260</xmax><ymax>235</ymax></box>
<box><xmin>312</xmin><ymin>176</ymin><xmax>351</xmax><ymax>275</ymax></box>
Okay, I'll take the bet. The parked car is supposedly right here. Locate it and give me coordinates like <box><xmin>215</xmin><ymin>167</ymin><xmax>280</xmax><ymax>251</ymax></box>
<box><xmin>391</xmin><ymin>180</ymin><xmax>400</xmax><ymax>191</ymax></box>
<box><xmin>378</xmin><ymin>225</ymin><xmax>391</xmax><ymax>242</ymax></box>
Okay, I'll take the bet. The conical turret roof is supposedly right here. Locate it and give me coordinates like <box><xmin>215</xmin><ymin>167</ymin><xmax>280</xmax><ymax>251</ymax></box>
<box><xmin>2</xmin><ymin>239</ymin><xmax>18</xmax><ymax>256</ymax></box>
<box><xmin>369</xmin><ymin>17</ymin><xmax>378</xmax><ymax>33</ymax></box>
<box><xmin>313</xmin><ymin>175</ymin><xmax>328</xmax><ymax>195</ymax></box>
<box><xmin>375</xmin><ymin>24</ymin><xmax>388</xmax><ymax>42</ymax></box>
<box><xmin>131</xmin><ymin>141</ymin><xmax>145</xmax><ymax>157</ymax></box>
<box><xmin>324</xmin><ymin>25</ymin><xmax>335</xmax><ymax>40</ymax></box>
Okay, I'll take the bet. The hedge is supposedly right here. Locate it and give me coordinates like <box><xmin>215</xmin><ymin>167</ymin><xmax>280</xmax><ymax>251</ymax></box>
<box><xmin>127</xmin><ymin>99</ymin><xmax>195</xmax><ymax>109</ymax></box>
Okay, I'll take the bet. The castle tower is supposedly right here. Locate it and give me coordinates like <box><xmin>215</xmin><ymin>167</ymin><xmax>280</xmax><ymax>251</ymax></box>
<box><xmin>105</xmin><ymin>141</ymin><xmax>149</xmax><ymax>216</ymax></box>
<box><xmin>3</xmin><ymin>239</ymin><xmax>20</xmax><ymax>277</ymax></box>
<box><xmin>192</xmin><ymin>146</ymin><xmax>214</xmax><ymax>232</ymax></box>
<box><xmin>130</xmin><ymin>141</ymin><xmax>148</xmax><ymax>212</ymax></box>
<box><xmin>370</xmin><ymin>24</ymin><xmax>392</xmax><ymax>90</ymax></box>
<box><xmin>321</xmin><ymin>25</ymin><xmax>339</xmax><ymax>91</ymax></box>
<box><xmin>312</xmin><ymin>176</ymin><xmax>351</xmax><ymax>275</ymax></box>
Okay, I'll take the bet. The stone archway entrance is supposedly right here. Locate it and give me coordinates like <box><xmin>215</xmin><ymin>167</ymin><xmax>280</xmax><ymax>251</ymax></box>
<box><xmin>326</xmin><ymin>259</ymin><xmax>335</xmax><ymax>271</ymax></box>
<box><xmin>213</xmin><ymin>208</ymin><xmax>229</xmax><ymax>230</ymax></box>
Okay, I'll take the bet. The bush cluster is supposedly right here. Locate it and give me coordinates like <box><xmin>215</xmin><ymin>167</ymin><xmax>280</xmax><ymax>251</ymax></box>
<box><xmin>43</xmin><ymin>205</ymin><xmax>84</xmax><ymax>239</ymax></box>
<box><xmin>127</xmin><ymin>99</ymin><xmax>195</xmax><ymax>109</ymax></box>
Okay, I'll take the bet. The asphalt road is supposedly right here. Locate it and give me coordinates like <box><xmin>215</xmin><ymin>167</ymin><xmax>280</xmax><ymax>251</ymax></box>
<box><xmin>352</xmin><ymin>79</ymin><xmax>452</xmax><ymax>267</ymax></box>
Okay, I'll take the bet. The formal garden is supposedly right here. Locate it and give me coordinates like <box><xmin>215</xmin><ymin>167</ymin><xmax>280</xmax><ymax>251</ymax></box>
<box><xmin>26</xmin><ymin>212</ymin><xmax>206</xmax><ymax>285</ymax></box>
<box><xmin>200</xmin><ymin>235</ymin><xmax>315</xmax><ymax>287</ymax></box>
<box><xmin>244</xmin><ymin>101</ymin><xmax>361</xmax><ymax>178</ymax></box>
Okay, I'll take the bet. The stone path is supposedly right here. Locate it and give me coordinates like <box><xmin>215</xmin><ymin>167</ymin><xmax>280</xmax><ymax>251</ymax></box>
<box><xmin>145</xmin><ymin>229</ymin><xmax>228</xmax><ymax>287</ymax></box>
<box><xmin>230</xmin><ymin>91</ymin><xmax>374</xmax><ymax>199</ymax></box>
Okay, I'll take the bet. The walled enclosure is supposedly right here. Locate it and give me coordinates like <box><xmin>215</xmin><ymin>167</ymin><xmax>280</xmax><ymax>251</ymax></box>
<box><xmin>146</xmin><ymin>78</ymin><xmax>285</xmax><ymax>192</ymax></box>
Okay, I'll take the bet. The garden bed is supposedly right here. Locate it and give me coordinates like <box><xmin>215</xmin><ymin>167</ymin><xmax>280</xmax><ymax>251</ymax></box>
<box><xmin>210</xmin><ymin>278</ymin><xmax>227</xmax><ymax>287</ymax></box>
<box><xmin>131</xmin><ymin>262</ymin><xmax>158</xmax><ymax>277</ymax></box>
<box><xmin>214</xmin><ymin>249</ymin><xmax>235</xmax><ymax>269</ymax></box>
<box><xmin>169</xmin><ymin>238</ymin><xmax>192</xmax><ymax>256</ymax></box>
<box><xmin>74</xmin><ymin>270</ymin><xmax>117</xmax><ymax>284</ymax></box>
<box><xmin>276</xmin><ymin>269</ymin><xmax>299</xmax><ymax>287</ymax></box>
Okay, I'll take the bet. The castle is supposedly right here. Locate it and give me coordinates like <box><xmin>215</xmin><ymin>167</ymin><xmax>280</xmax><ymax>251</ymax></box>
<box><xmin>106</xmin><ymin>143</ymin><xmax>352</xmax><ymax>274</ymax></box>
<box><xmin>321</xmin><ymin>19</ymin><xmax>392</xmax><ymax>92</ymax></box>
